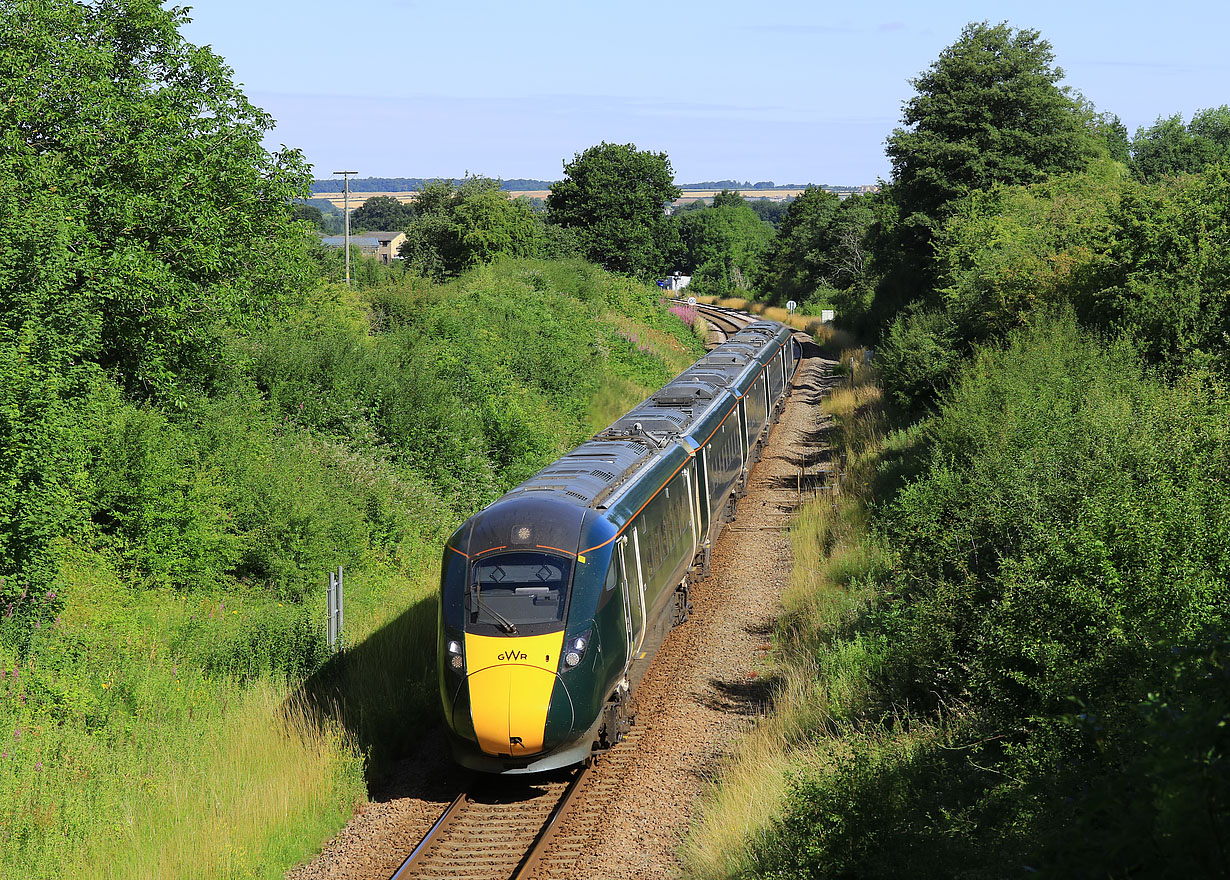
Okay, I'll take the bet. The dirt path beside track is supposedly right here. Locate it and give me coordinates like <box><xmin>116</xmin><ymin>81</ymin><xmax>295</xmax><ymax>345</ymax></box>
<box><xmin>287</xmin><ymin>345</ymin><xmax>833</xmax><ymax>880</ymax></box>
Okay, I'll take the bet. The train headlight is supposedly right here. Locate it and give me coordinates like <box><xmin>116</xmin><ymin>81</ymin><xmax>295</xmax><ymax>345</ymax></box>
<box><xmin>560</xmin><ymin>629</ymin><xmax>592</xmax><ymax>671</ymax></box>
<box><xmin>446</xmin><ymin>639</ymin><xmax>465</xmax><ymax>673</ymax></box>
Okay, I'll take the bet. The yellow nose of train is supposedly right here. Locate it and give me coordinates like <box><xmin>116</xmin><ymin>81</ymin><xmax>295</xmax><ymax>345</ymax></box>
<box><xmin>464</xmin><ymin>631</ymin><xmax>564</xmax><ymax>756</ymax></box>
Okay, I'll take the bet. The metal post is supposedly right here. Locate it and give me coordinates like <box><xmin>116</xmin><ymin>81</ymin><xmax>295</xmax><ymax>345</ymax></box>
<box><xmin>333</xmin><ymin>170</ymin><xmax>357</xmax><ymax>286</ymax></box>
<box><xmin>326</xmin><ymin>565</ymin><xmax>346</xmax><ymax>652</ymax></box>
<box><xmin>326</xmin><ymin>571</ymin><xmax>337</xmax><ymax>650</ymax></box>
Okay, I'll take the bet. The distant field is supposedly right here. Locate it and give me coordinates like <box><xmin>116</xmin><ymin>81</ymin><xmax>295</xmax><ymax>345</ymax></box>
<box><xmin>308</xmin><ymin>188</ymin><xmax>813</xmax><ymax>211</ymax></box>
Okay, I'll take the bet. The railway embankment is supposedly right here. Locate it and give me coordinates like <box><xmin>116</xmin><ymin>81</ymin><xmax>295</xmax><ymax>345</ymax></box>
<box><xmin>286</xmin><ymin>317</ymin><xmax>838</xmax><ymax>880</ymax></box>
<box><xmin>685</xmin><ymin>312</ymin><xmax>1230</xmax><ymax>877</ymax></box>
<box><xmin>1</xmin><ymin>257</ymin><xmax>706</xmax><ymax>879</ymax></box>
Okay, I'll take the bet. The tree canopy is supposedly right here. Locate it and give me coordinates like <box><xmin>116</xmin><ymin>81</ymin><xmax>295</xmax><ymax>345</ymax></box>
<box><xmin>1</xmin><ymin>0</ymin><xmax>312</xmax><ymax>401</ymax></box>
<box><xmin>755</xmin><ymin>188</ymin><xmax>876</xmax><ymax>309</ymax></box>
<box><xmin>1131</xmin><ymin>106</ymin><xmax>1230</xmax><ymax>182</ymax></box>
<box><xmin>674</xmin><ymin>192</ymin><xmax>774</xmax><ymax>297</ymax></box>
<box><xmin>350</xmin><ymin>195</ymin><xmax>416</xmax><ymax>232</ymax></box>
<box><xmin>397</xmin><ymin>177</ymin><xmax>542</xmax><ymax>279</ymax></box>
<box><xmin>546</xmin><ymin>142</ymin><xmax>681</xmax><ymax>278</ymax></box>
<box><xmin>874</xmin><ymin>21</ymin><xmax>1098</xmax><ymax>319</ymax></box>
<box><xmin>886</xmin><ymin>21</ymin><xmax>1095</xmax><ymax>226</ymax></box>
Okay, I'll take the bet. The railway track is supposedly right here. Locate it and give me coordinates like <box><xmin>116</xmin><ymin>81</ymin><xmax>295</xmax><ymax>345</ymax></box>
<box><xmin>673</xmin><ymin>299</ymin><xmax>756</xmax><ymax>348</ymax></box>
<box><xmin>389</xmin><ymin>726</ymin><xmax>646</xmax><ymax>880</ymax></box>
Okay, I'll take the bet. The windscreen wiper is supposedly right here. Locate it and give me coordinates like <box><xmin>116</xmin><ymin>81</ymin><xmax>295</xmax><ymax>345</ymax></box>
<box><xmin>470</xmin><ymin>582</ymin><xmax>518</xmax><ymax>634</ymax></box>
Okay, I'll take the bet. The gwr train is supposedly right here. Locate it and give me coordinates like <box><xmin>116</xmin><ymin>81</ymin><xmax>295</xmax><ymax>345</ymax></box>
<box><xmin>439</xmin><ymin>319</ymin><xmax>800</xmax><ymax>774</ymax></box>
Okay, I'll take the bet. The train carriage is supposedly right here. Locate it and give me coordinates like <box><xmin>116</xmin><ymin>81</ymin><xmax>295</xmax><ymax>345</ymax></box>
<box><xmin>439</xmin><ymin>319</ymin><xmax>800</xmax><ymax>774</ymax></box>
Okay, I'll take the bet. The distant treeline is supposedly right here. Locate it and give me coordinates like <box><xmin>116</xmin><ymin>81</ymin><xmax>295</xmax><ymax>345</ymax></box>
<box><xmin>311</xmin><ymin>177</ymin><xmax>865</xmax><ymax>194</ymax></box>
<box><xmin>311</xmin><ymin>177</ymin><xmax>557</xmax><ymax>193</ymax></box>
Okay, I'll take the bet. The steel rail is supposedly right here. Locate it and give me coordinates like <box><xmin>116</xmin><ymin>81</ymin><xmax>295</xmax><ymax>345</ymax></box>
<box><xmin>509</xmin><ymin>762</ymin><xmax>591</xmax><ymax>879</ymax></box>
<box><xmin>389</xmin><ymin>787</ymin><xmax>471</xmax><ymax>879</ymax></box>
<box><xmin>388</xmin><ymin>763</ymin><xmax>589</xmax><ymax>880</ymax></box>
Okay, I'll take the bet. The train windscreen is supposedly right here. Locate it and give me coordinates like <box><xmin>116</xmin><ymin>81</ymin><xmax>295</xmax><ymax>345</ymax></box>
<box><xmin>469</xmin><ymin>552</ymin><xmax>571</xmax><ymax>631</ymax></box>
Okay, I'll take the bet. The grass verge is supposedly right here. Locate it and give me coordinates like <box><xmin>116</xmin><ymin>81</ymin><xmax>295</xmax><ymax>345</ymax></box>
<box><xmin>680</xmin><ymin>351</ymin><xmax>893</xmax><ymax>879</ymax></box>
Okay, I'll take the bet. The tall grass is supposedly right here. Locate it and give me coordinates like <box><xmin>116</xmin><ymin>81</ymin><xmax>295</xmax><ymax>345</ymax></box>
<box><xmin>681</xmin><ymin>358</ymin><xmax>893</xmax><ymax>880</ymax></box>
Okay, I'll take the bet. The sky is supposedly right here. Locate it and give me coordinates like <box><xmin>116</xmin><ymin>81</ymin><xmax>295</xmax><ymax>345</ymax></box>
<box><xmin>180</xmin><ymin>0</ymin><xmax>1230</xmax><ymax>187</ymax></box>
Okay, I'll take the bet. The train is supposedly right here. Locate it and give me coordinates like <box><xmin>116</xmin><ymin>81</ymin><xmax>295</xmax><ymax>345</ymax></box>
<box><xmin>438</xmin><ymin>318</ymin><xmax>800</xmax><ymax>774</ymax></box>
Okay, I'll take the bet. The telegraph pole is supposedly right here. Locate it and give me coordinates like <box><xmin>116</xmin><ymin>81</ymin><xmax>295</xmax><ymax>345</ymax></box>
<box><xmin>333</xmin><ymin>170</ymin><xmax>357</xmax><ymax>285</ymax></box>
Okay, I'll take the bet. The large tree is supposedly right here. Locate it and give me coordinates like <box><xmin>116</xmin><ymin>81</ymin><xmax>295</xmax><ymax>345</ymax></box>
<box><xmin>1</xmin><ymin>0</ymin><xmax>312</xmax><ymax>400</ymax></box>
<box><xmin>877</xmin><ymin>21</ymin><xmax>1096</xmax><ymax>317</ymax></box>
<box><xmin>397</xmin><ymin>177</ymin><xmax>542</xmax><ymax>279</ymax></box>
<box><xmin>756</xmin><ymin>188</ymin><xmax>876</xmax><ymax>309</ymax></box>
<box><xmin>887</xmin><ymin>21</ymin><xmax>1093</xmax><ymax>224</ymax></box>
<box><xmin>546</xmin><ymin>142</ymin><xmax>681</xmax><ymax>278</ymax></box>
<box><xmin>675</xmin><ymin>191</ymin><xmax>774</xmax><ymax>296</ymax></box>
<box><xmin>350</xmin><ymin>194</ymin><xmax>416</xmax><ymax>231</ymax></box>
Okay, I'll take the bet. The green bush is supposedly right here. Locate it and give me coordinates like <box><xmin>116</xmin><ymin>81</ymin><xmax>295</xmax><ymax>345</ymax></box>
<box><xmin>758</xmin><ymin>311</ymin><xmax>1230</xmax><ymax>876</ymax></box>
<box><xmin>873</xmin><ymin>307</ymin><xmax>962</xmax><ymax>414</ymax></box>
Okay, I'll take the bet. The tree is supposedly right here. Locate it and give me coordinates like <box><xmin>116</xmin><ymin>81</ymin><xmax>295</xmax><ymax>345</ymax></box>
<box><xmin>397</xmin><ymin>177</ymin><xmax>542</xmax><ymax>279</ymax></box>
<box><xmin>0</xmin><ymin>0</ymin><xmax>313</xmax><ymax>401</ymax></box>
<box><xmin>546</xmin><ymin>142</ymin><xmax>681</xmax><ymax>278</ymax></box>
<box><xmin>756</xmin><ymin>188</ymin><xmax>875</xmax><ymax>307</ymax></box>
<box><xmin>675</xmin><ymin>192</ymin><xmax>774</xmax><ymax>296</ymax></box>
<box><xmin>0</xmin><ymin>0</ymin><xmax>312</xmax><ymax>618</ymax></box>
<box><xmin>349</xmin><ymin>194</ymin><xmax>415</xmax><ymax>231</ymax></box>
<box><xmin>291</xmin><ymin>203</ymin><xmax>326</xmax><ymax>230</ymax></box>
<box><xmin>1131</xmin><ymin>106</ymin><xmax>1230</xmax><ymax>182</ymax></box>
<box><xmin>878</xmin><ymin>21</ymin><xmax>1096</xmax><ymax>317</ymax></box>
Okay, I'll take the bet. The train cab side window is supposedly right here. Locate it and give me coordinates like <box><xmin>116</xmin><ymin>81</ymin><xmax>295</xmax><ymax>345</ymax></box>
<box><xmin>604</xmin><ymin>556</ymin><xmax>618</xmax><ymax>591</ymax></box>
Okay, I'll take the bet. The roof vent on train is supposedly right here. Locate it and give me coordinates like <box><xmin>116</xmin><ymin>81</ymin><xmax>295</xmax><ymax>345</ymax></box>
<box><xmin>652</xmin><ymin>383</ymin><xmax>715</xmax><ymax>406</ymax></box>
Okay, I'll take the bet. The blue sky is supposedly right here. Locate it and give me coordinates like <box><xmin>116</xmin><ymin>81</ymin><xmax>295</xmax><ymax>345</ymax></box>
<box><xmin>180</xmin><ymin>0</ymin><xmax>1230</xmax><ymax>186</ymax></box>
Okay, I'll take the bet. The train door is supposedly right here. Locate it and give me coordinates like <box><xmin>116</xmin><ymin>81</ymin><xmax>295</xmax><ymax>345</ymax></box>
<box><xmin>684</xmin><ymin>465</ymin><xmax>700</xmax><ymax>548</ymax></box>
<box><xmin>620</xmin><ymin>532</ymin><xmax>646</xmax><ymax>658</ymax></box>
<box><xmin>697</xmin><ymin>449</ymin><xmax>711</xmax><ymax>534</ymax></box>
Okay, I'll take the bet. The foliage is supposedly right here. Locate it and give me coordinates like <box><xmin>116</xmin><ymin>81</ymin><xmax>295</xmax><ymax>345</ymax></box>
<box><xmin>935</xmin><ymin>159</ymin><xmax>1126</xmax><ymax>344</ymax></box>
<box><xmin>747</xmin><ymin>198</ymin><xmax>792</xmax><ymax>228</ymax></box>
<box><xmin>349</xmin><ymin>194</ymin><xmax>416</xmax><ymax>231</ymax></box>
<box><xmin>0</xmin><ymin>0</ymin><xmax>313</xmax><ymax>401</ymax></box>
<box><xmin>1078</xmin><ymin>162</ymin><xmax>1230</xmax><ymax>373</ymax></box>
<box><xmin>1131</xmin><ymin>105</ymin><xmax>1230</xmax><ymax>182</ymax></box>
<box><xmin>877</xmin><ymin>21</ymin><xmax>1096</xmax><ymax>316</ymax></box>
<box><xmin>547</xmin><ymin>142</ymin><xmax>682</xmax><ymax>278</ymax></box>
<box><xmin>873</xmin><ymin>307</ymin><xmax>962</xmax><ymax>415</ymax></box>
<box><xmin>886</xmin><ymin>21</ymin><xmax>1094</xmax><ymax>226</ymax></box>
<box><xmin>756</xmin><ymin>189</ymin><xmax>876</xmax><ymax>311</ymax></box>
<box><xmin>397</xmin><ymin>177</ymin><xmax>542</xmax><ymax>279</ymax></box>
<box><xmin>291</xmin><ymin>203</ymin><xmax>326</xmax><ymax>230</ymax></box>
<box><xmin>0</xmin><ymin>0</ymin><xmax>313</xmax><ymax>626</ymax></box>
<box><xmin>755</xmin><ymin>313</ymin><xmax>1230</xmax><ymax>877</ymax></box>
<box><xmin>674</xmin><ymin>192</ymin><xmax>773</xmax><ymax>297</ymax></box>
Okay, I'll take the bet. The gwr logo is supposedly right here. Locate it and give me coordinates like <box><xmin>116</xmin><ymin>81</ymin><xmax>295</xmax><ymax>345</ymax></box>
<box><xmin>498</xmin><ymin>649</ymin><xmax>528</xmax><ymax>661</ymax></box>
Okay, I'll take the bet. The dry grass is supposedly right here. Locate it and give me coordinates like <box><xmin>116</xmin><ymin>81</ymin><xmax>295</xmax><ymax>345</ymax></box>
<box><xmin>691</xmin><ymin>296</ymin><xmax>856</xmax><ymax>352</ymax></box>
<box><xmin>680</xmin><ymin>362</ymin><xmax>889</xmax><ymax>880</ymax></box>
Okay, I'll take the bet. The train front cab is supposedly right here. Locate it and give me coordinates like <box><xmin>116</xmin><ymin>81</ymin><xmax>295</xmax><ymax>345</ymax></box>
<box><xmin>440</xmin><ymin>496</ymin><xmax>625</xmax><ymax>774</ymax></box>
